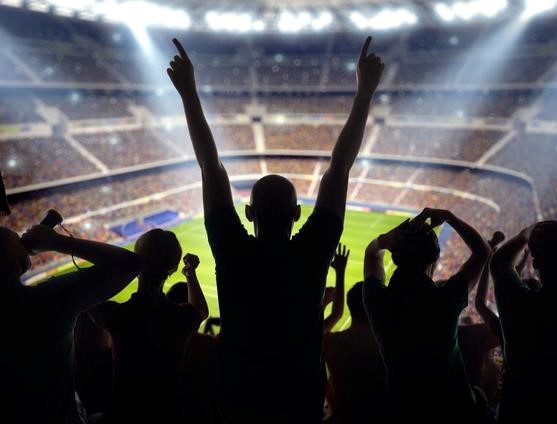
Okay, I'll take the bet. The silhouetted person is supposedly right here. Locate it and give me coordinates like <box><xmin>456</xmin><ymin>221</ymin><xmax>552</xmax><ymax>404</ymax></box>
<box><xmin>491</xmin><ymin>221</ymin><xmax>557</xmax><ymax>423</ymax></box>
<box><xmin>363</xmin><ymin>208</ymin><xmax>490</xmax><ymax>424</ymax></box>
<box><xmin>0</xmin><ymin>170</ymin><xmax>10</xmax><ymax>216</ymax></box>
<box><xmin>0</xmin><ymin>224</ymin><xmax>141</xmax><ymax>424</ymax></box>
<box><xmin>166</xmin><ymin>281</ymin><xmax>188</xmax><ymax>304</ymax></box>
<box><xmin>324</xmin><ymin>281</ymin><xmax>387</xmax><ymax>424</ymax></box>
<box><xmin>323</xmin><ymin>243</ymin><xmax>350</xmax><ymax>334</ymax></box>
<box><xmin>74</xmin><ymin>313</ymin><xmax>113</xmax><ymax>416</ymax></box>
<box><xmin>168</xmin><ymin>35</ymin><xmax>384</xmax><ymax>422</ymax></box>
<box><xmin>89</xmin><ymin>231</ymin><xmax>208</xmax><ymax>424</ymax></box>
<box><xmin>458</xmin><ymin>231</ymin><xmax>505</xmax><ymax>400</ymax></box>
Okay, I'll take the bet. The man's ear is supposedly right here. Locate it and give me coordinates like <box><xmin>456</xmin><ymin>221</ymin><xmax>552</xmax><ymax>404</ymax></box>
<box><xmin>245</xmin><ymin>204</ymin><xmax>254</xmax><ymax>222</ymax></box>
<box><xmin>293</xmin><ymin>205</ymin><xmax>301</xmax><ymax>222</ymax></box>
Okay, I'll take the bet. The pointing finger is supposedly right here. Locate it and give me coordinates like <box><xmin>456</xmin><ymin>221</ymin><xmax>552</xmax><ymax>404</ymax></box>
<box><xmin>359</xmin><ymin>36</ymin><xmax>372</xmax><ymax>62</ymax></box>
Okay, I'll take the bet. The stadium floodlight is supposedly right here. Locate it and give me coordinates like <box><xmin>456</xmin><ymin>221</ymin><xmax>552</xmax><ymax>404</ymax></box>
<box><xmin>49</xmin><ymin>0</ymin><xmax>94</xmax><ymax>16</ymax></box>
<box><xmin>27</xmin><ymin>0</ymin><xmax>49</xmax><ymax>12</ymax></box>
<box><xmin>434</xmin><ymin>0</ymin><xmax>507</xmax><ymax>22</ymax></box>
<box><xmin>350</xmin><ymin>8</ymin><xmax>418</xmax><ymax>31</ymax></box>
<box><xmin>205</xmin><ymin>11</ymin><xmax>265</xmax><ymax>33</ymax></box>
<box><xmin>277</xmin><ymin>10</ymin><xmax>333</xmax><ymax>32</ymax></box>
<box><xmin>311</xmin><ymin>11</ymin><xmax>333</xmax><ymax>31</ymax></box>
<box><xmin>521</xmin><ymin>0</ymin><xmax>557</xmax><ymax>20</ymax></box>
<box><xmin>0</xmin><ymin>0</ymin><xmax>24</xmax><ymax>7</ymax></box>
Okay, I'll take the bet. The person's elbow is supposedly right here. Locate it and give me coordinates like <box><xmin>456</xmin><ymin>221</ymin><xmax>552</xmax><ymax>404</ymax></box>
<box><xmin>476</xmin><ymin>239</ymin><xmax>491</xmax><ymax>265</ymax></box>
<box><xmin>197</xmin><ymin>305</ymin><xmax>209</xmax><ymax>322</ymax></box>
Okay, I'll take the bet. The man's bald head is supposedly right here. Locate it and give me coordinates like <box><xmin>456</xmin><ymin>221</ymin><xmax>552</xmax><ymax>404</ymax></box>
<box><xmin>246</xmin><ymin>175</ymin><xmax>301</xmax><ymax>240</ymax></box>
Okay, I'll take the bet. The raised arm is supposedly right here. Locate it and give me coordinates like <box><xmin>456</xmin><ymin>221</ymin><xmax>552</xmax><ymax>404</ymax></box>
<box><xmin>491</xmin><ymin>226</ymin><xmax>533</xmax><ymax>280</ymax></box>
<box><xmin>475</xmin><ymin>259</ymin><xmax>503</xmax><ymax>343</ymax></box>
<box><xmin>21</xmin><ymin>225</ymin><xmax>142</xmax><ymax>310</ymax></box>
<box><xmin>419</xmin><ymin>208</ymin><xmax>490</xmax><ymax>291</ymax></box>
<box><xmin>182</xmin><ymin>253</ymin><xmax>209</xmax><ymax>321</ymax></box>
<box><xmin>364</xmin><ymin>219</ymin><xmax>410</xmax><ymax>281</ymax></box>
<box><xmin>167</xmin><ymin>38</ymin><xmax>233</xmax><ymax>216</ymax></box>
<box><xmin>315</xmin><ymin>36</ymin><xmax>384</xmax><ymax>220</ymax></box>
<box><xmin>324</xmin><ymin>244</ymin><xmax>349</xmax><ymax>333</ymax></box>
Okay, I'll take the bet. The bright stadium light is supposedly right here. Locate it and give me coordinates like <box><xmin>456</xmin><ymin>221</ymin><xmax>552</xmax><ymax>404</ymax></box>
<box><xmin>434</xmin><ymin>0</ymin><xmax>507</xmax><ymax>22</ymax></box>
<box><xmin>311</xmin><ymin>11</ymin><xmax>333</xmax><ymax>31</ymax></box>
<box><xmin>350</xmin><ymin>8</ymin><xmax>418</xmax><ymax>31</ymax></box>
<box><xmin>205</xmin><ymin>11</ymin><xmax>265</xmax><ymax>33</ymax></box>
<box><xmin>277</xmin><ymin>10</ymin><xmax>333</xmax><ymax>32</ymax></box>
<box><xmin>521</xmin><ymin>0</ymin><xmax>557</xmax><ymax>20</ymax></box>
<box><xmin>0</xmin><ymin>0</ymin><xmax>24</xmax><ymax>7</ymax></box>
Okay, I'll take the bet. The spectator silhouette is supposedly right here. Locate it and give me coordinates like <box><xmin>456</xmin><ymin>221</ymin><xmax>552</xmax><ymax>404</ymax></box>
<box><xmin>74</xmin><ymin>313</ymin><xmax>113</xmax><ymax>417</ymax></box>
<box><xmin>0</xmin><ymin>223</ymin><xmax>141</xmax><ymax>424</ymax></box>
<box><xmin>166</xmin><ymin>281</ymin><xmax>188</xmax><ymax>303</ymax></box>
<box><xmin>458</xmin><ymin>231</ymin><xmax>505</xmax><ymax>402</ymax></box>
<box><xmin>168</xmin><ymin>35</ymin><xmax>383</xmax><ymax>422</ymax></box>
<box><xmin>363</xmin><ymin>208</ymin><xmax>490</xmax><ymax>424</ymax></box>
<box><xmin>0</xmin><ymin>170</ymin><xmax>10</xmax><ymax>216</ymax></box>
<box><xmin>491</xmin><ymin>221</ymin><xmax>557</xmax><ymax>423</ymax></box>
<box><xmin>324</xmin><ymin>281</ymin><xmax>387</xmax><ymax>424</ymax></box>
<box><xmin>323</xmin><ymin>243</ymin><xmax>350</xmax><ymax>334</ymax></box>
<box><xmin>89</xmin><ymin>230</ymin><xmax>208</xmax><ymax>424</ymax></box>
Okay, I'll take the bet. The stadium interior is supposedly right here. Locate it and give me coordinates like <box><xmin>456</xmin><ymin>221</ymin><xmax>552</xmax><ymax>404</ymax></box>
<box><xmin>1</xmin><ymin>0</ymin><xmax>556</xmax><ymax>321</ymax></box>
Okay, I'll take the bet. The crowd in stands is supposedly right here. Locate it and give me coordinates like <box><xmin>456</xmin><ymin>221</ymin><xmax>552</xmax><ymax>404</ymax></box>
<box><xmin>263</xmin><ymin>95</ymin><xmax>353</xmax><ymax>114</ymax></box>
<box><xmin>489</xmin><ymin>133</ymin><xmax>557</xmax><ymax>219</ymax></box>
<box><xmin>373</xmin><ymin>126</ymin><xmax>505</xmax><ymax>162</ymax></box>
<box><xmin>265</xmin><ymin>124</ymin><xmax>343</xmax><ymax>151</ymax></box>
<box><xmin>42</xmin><ymin>92</ymin><xmax>134</xmax><ymax>120</ymax></box>
<box><xmin>0</xmin><ymin>94</ymin><xmax>43</xmax><ymax>124</ymax></box>
<box><xmin>0</xmin><ymin>137</ymin><xmax>98</xmax><ymax>187</ymax></box>
<box><xmin>257</xmin><ymin>64</ymin><xmax>322</xmax><ymax>87</ymax></box>
<box><xmin>74</xmin><ymin>129</ymin><xmax>181</xmax><ymax>168</ymax></box>
<box><xmin>24</xmin><ymin>48</ymin><xmax>119</xmax><ymax>84</ymax></box>
<box><xmin>389</xmin><ymin>92</ymin><xmax>532</xmax><ymax>119</ymax></box>
<box><xmin>0</xmin><ymin>51</ymin><xmax>29</xmax><ymax>82</ymax></box>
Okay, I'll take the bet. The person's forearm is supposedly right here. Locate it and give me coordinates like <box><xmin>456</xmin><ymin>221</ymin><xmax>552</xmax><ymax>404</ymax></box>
<box><xmin>491</xmin><ymin>232</ymin><xmax>529</xmax><ymax>273</ymax></box>
<box><xmin>181</xmin><ymin>92</ymin><xmax>220</xmax><ymax>169</ymax></box>
<box><xmin>324</xmin><ymin>269</ymin><xmax>346</xmax><ymax>333</ymax></box>
<box><xmin>186</xmin><ymin>272</ymin><xmax>209</xmax><ymax>320</ymax></box>
<box><xmin>446</xmin><ymin>212</ymin><xmax>490</xmax><ymax>257</ymax></box>
<box><xmin>330</xmin><ymin>93</ymin><xmax>373</xmax><ymax>171</ymax></box>
<box><xmin>474</xmin><ymin>262</ymin><xmax>490</xmax><ymax>310</ymax></box>
<box><xmin>364</xmin><ymin>237</ymin><xmax>386</xmax><ymax>281</ymax></box>
<box><xmin>52</xmin><ymin>235</ymin><xmax>141</xmax><ymax>269</ymax></box>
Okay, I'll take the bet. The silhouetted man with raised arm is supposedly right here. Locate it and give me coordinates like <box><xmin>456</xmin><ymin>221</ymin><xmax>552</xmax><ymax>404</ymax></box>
<box><xmin>168</xmin><ymin>36</ymin><xmax>384</xmax><ymax>423</ymax></box>
<box><xmin>491</xmin><ymin>221</ymin><xmax>557</xmax><ymax>423</ymax></box>
<box><xmin>0</xmin><ymin>224</ymin><xmax>141</xmax><ymax>424</ymax></box>
<box><xmin>363</xmin><ymin>208</ymin><xmax>490</xmax><ymax>424</ymax></box>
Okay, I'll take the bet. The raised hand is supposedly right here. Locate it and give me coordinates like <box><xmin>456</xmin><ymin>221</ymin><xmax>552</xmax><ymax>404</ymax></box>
<box><xmin>20</xmin><ymin>225</ymin><xmax>61</xmax><ymax>254</ymax></box>
<box><xmin>182</xmin><ymin>253</ymin><xmax>200</xmax><ymax>277</ymax></box>
<box><xmin>413</xmin><ymin>207</ymin><xmax>453</xmax><ymax>229</ymax></box>
<box><xmin>357</xmin><ymin>36</ymin><xmax>385</xmax><ymax>97</ymax></box>
<box><xmin>167</xmin><ymin>38</ymin><xmax>196</xmax><ymax>98</ymax></box>
<box><xmin>330</xmin><ymin>243</ymin><xmax>350</xmax><ymax>272</ymax></box>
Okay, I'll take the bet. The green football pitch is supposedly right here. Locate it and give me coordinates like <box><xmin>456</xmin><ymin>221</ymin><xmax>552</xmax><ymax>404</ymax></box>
<box><xmin>54</xmin><ymin>204</ymin><xmax>409</xmax><ymax>331</ymax></box>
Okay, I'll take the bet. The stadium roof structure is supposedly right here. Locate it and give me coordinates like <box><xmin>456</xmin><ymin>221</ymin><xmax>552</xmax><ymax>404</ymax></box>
<box><xmin>3</xmin><ymin>0</ymin><xmax>556</xmax><ymax>32</ymax></box>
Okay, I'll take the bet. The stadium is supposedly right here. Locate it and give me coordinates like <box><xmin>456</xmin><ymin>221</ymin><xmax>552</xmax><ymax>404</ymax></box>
<box><xmin>2</xmin><ymin>0</ymin><xmax>556</xmax><ymax>325</ymax></box>
<box><xmin>2</xmin><ymin>0</ymin><xmax>557</xmax><ymax>421</ymax></box>
<box><xmin>0</xmin><ymin>0</ymin><xmax>557</xmax><ymax>424</ymax></box>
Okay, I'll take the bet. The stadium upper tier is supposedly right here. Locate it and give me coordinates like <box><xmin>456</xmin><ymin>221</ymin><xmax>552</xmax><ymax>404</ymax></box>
<box><xmin>0</xmin><ymin>6</ymin><xmax>556</xmax><ymax>90</ymax></box>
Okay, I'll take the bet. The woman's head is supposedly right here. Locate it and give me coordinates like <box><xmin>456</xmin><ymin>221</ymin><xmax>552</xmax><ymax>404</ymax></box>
<box><xmin>134</xmin><ymin>229</ymin><xmax>182</xmax><ymax>281</ymax></box>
